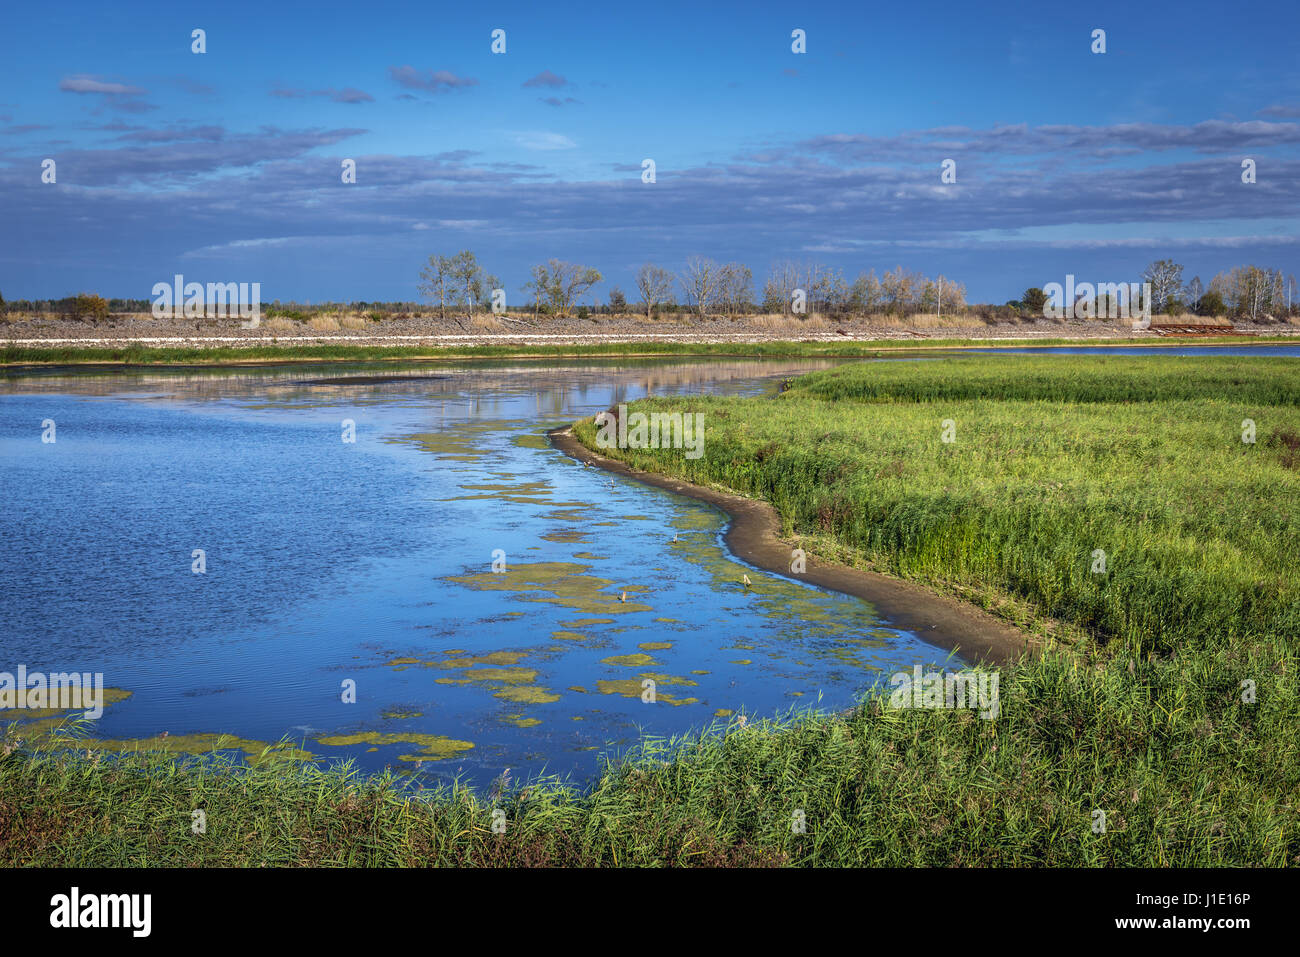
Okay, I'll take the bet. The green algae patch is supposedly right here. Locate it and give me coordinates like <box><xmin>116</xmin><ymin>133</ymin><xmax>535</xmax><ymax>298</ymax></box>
<box><xmin>501</xmin><ymin>715</ymin><xmax>543</xmax><ymax>728</ymax></box>
<box><xmin>601</xmin><ymin>653</ymin><xmax>658</xmax><ymax>667</ymax></box>
<box><xmin>561</xmin><ymin>618</ymin><xmax>614</xmax><ymax>628</ymax></box>
<box><xmin>387</xmin><ymin>650</ymin><xmax>527</xmax><ymax>670</ymax></box>
<box><xmin>439</xmin><ymin>651</ymin><xmax>527</xmax><ymax>670</ymax></box>
<box><xmin>443</xmin><ymin>479</ymin><xmax>560</xmax><ymax>506</ymax></box>
<box><xmin>1</xmin><ymin>686</ymin><xmax>133</xmax><ymax>722</ymax></box>
<box><xmin>510</xmin><ymin>432</ymin><xmax>551</xmax><ymax>450</ymax></box>
<box><xmin>638</xmin><ymin>642</ymin><xmax>674</xmax><ymax>651</ymax></box>
<box><xmin>495</xmin><ymin>685</ymin><xmax>562</xmax><ymax>704</ymax></box>
<box><xmin>316</xmin><ymin>731</ymin><xmax>473</xmax><ymax>761</ymax></box>
<box><xmin>551</xmin><ymin>630</ymin><xmax>589</xmax><ymax>642</ymax></box>
<box><xmin>567</xmin><ymin>685</ymin><xmax>588</xmax><ymax>693</ymax></box>
<box><xmin>447</xmin><ymin>561</ymin><xmax>652</xmax><ymax>615</ymax></box>
<box><xmin>732</xmin><ymin>659</ymin><xmax>753</xmax><ymax>666</ymax></box>
<box><xmin>572</xmin><ymin>552</ymin><xmax>607</xmax><ymax>560</ymax></box>
<box><xmin>83</xmin><ymin>732</ymin><xmax>311</xmax><ymax>765</ymax></box>
<box><xmin>715</xmin><ymin>708</ymin><xmax>734</xmax><ymax>717</ymax></box>
<box><xmin>431</xmin><ymin>663</ymin><xmax>562</xmax><ymax>706</ymax></box>
<box><xmin>391</xmin><ymin>419</ymin><xmax>532</xmax><ymax>463</ymax></box>
<box><xmin>596</xmin><ymin>673</ymin><xmax>701</xmax><ymax>707</ymax></box>
<box><xmin>541</xmin><ymin>529</ymin><xmax>589</xmax><ymax>543</ymax></box>
<box><xmin>380</xmin><ymin>708</ymin><xmax>423</xmax><ymax>720</ymax></box>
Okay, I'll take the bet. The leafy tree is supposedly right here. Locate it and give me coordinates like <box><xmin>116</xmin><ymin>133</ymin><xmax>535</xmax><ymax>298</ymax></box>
<box><xmin>70</xmin><ymin>293</ymin><xmax>109</xmax><ymax>322</ymax></box>
<box><xmin>1198</xmin><ymin>290</ymin><xmax>1226</xmax><ymax>317</ymax></box>
<box><xmin>607</xmin><ymin>287</ymin><xmax>627</xmax><ymax>312</ymax></box>
<box><xmin>1020</xmin><ymin>287</ymin><xmax>1049</xmax><ymax>316</ymax></box>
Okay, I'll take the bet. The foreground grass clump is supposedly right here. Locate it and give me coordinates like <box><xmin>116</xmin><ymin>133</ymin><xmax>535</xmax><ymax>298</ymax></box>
<box><xmin>579</xmin><ymin>356</ymin><xmax>1300</xmax><ymax>658</ymax></box>
<box><xmin>3</xmin><ymin>644</ymin><xmax>1295</xmax><ymax>866</ymax></box>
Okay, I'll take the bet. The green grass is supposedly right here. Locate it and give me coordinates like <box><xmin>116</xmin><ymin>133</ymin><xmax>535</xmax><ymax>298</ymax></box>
<box><xmin>577</xmin><ymin>356</ymin><xmax>1300</xmax><ymax>658</ymax></box>
<box><xmin>3</xmin><ymin>354</ymin><xmax>1297</xmax><ymax>866</ymax></box>
<box><xmin>3</xmin><ymin>335</ymin><xmax>1295</xmax><ymax>367</ymax></box>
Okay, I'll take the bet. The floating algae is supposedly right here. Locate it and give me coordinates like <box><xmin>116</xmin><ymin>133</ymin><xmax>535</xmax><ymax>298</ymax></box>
<box><xmin>596</xmin><ymin>673</ymin><xmax>700</xmax><ymax>707</ymax></box>
<box><xmin>541</xmin><ymin>529</ymin><xmax>589</xmax><ymax>544</ymax></box>
<box><xmin>601</xmin><ymin>653</ymin><xmax>658</xmax><ymax>667</ymax></box>
<box><xmin>0</xmin><ymin>686</ymin><xmax>133</xmax><ymax>722</ymax></box>
<box><xmin>315</xmin><ymin>731</ymin><xmax>474</xmax><ymax>761</ymax></box>
<box><xmin>638</xmin><ymin>641</ymin><xmax>673</xmax><ymax>651</ymax></box>
<box><xmin>391</xmin><ymin>419</ymin><xmax>529</xmax><ymax>462</ymax></box>
<box><xmin>509</xmin><ymin>432</ymin><xmax>551</xmax><ymax>450</ymax></box>
<box><xmin>82</xmin><ymin>732</ymin><xmax>312</xmax><ymax>764</ymax></box>
<box><xmin>502</xmin><ymin>714</ymin><xmax>543</xmax><ymax>728</ymax></box>
<box><xmin>447</xmin><ymin>562</ymin><xmax>652</xmax><ymax>615</ymax></box>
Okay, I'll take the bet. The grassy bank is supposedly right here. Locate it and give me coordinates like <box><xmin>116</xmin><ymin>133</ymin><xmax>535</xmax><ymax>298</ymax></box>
<box><xmin>3</xmin><ymin>354</ymin><xmax>1297</xmax><ymax>866</ymax></box>
<box><xmin>3</xmin><ymin>335</ymin><xmax>1296</xmax><ymax>367</ymax></box>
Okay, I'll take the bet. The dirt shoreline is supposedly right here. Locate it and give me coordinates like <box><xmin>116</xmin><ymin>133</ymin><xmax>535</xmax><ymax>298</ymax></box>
<box><xmin>547</xmin><ymin>424</ymin><xmax>1035</xmax><ymax>667</ymax></box>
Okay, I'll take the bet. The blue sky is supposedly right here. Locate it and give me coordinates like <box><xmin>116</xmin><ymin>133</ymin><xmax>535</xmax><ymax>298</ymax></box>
<box><xmin>2</xmin><ymin>0</ymin><xmax>1298</xmax><ymax>304</ymax></box>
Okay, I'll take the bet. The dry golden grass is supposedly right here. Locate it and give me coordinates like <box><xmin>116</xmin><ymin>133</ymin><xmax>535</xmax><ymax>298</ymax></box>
<box><xmin>462</xmin><ymin>314</ymin><xmax>509</xmax><ymax>332</ymax></box>
<box><xmin>308</xmin><ymin>315</ymin><xmax>341</xmax><ymax>332</ymax></box>
<box><xmin>1155</xmin><ymin>313</ymin><xmax>1234</xmax><ymax>327</ymax></box>
<box><xmin>340</xmin><ymin>315</ymin><xmax>368</xmax><ymax>330</ymax></box>
<box><xmin>263</xmin><ymin>317</ymin><xmax>297</xmax><ymax>332</ymax></box>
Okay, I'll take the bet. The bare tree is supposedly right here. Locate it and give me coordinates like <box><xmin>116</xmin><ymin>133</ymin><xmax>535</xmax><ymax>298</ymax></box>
<box><xmin>1141</xmin><ymin>259</ymin><xmax>1184</xmax><ymax>314</ymax></box>
<box><xmin>763</xmin><ymin>261</ymin><xmax>798</xmax><ymax>314</ymax></box>
<box><xmin>717</xmin><ymin>262</ymin><xmax>753</xmax><ymax>318</ymax></box>
<box><xmin>635</xmin><ymin>263</ymin><xmax>675</xmax><ymax>317</ymax></box>
<box><xmin>880</xmin><ymin>265</ymin><xmax>920</xmax><ymax>316</ymax></box>
<box><xmin>522</xmin><ymin>263</ymin><xmax>550</xmax><ymax>319</ymax></box>
<box><xmin>679</xmin><ymin>256</ymin><xmax>720</xmax><ymax>317</ymax></box>
<box><xmin>418</xmin><ymin>254</ymin><xmax>455</xmax><ymax>319</ymax></box>
<box><xmin>531</xmin><ymin>259</ymin><xmax>602</xmax><ymax>316</ymax></box>
<box><xmin>449</xmin><ymin>250</ymin><xmax>495</xmax><ymax>315</ymax></box>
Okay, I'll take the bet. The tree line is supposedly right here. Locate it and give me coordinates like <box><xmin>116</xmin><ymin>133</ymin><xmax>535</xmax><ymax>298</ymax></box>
<box><xmin>3</xmin><ymin>256</ymin><xmax>1294</xmax><ymax>322</ymax></box>
<box><xmin>1012</xmin><ymin>260</ymin><xmax>1298</xmax><ymax>322</ymax></box>
<box><xmin>416</xmin><ymin>252</ymin><xmax>970</xmax><ymax>319</ymax></box>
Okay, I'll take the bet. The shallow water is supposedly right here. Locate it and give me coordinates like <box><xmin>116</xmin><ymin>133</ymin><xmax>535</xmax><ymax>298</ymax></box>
<box><xmin>1</xmin><ymin>358</ymin><xmax>961</xmax><ymax>788</ymax></box>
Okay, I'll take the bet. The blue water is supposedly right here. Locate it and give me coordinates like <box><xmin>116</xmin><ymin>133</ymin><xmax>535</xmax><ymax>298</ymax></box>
<box><xmin>0</xmin><ymin>359</ymin><xmax>956</xmax><ymax>789</ymax></box>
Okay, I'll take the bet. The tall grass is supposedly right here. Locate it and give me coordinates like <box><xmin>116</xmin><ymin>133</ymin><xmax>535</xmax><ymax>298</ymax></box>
<box><xmin>578</xmin><ymin>357</ymin><xmax>1300</xmax><ymax>658</ymax></box>
<box><xmin>5</xmin><ymin>643</ymin><xmax>1295</xmax><ymax>867</ymax></box>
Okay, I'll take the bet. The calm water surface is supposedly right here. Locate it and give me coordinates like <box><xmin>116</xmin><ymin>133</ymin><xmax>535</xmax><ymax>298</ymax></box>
<box><xmin>1</xmin><ymin>358</ymin><xmax>961</xmax><ymax>788</ymax></box>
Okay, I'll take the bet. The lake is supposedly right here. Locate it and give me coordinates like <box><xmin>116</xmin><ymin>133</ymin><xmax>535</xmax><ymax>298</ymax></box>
<box><xmin>1</xmin><ymin>357</ymin><xmax>961</xmax><ymax>789</ymax></box>
<box><xmin>3</xmin><ymin>343</ymin><xmax>1293</xmax><ymax>788</ymax></box>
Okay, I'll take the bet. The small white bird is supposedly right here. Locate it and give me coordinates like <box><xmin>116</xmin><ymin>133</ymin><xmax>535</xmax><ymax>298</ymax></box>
<box><xmin>672</xmin><ymin>533</ymin><xmax>678</xmax><ymax>543</ymax></box>
<box><xmin>742</xmin><ymin>574</ymin><xmax>752</xmax><ymax>588</ymax></box>
<box><xmin>620</xmin><ymin>591</ymin><xmax>628</xmax><ymax>602</ymax></box>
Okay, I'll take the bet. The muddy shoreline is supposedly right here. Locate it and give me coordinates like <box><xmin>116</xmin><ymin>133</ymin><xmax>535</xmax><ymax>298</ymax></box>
<box><xmin>547</xmin><ymin>424</ymin><xmax>1035</xmax><ymax>667</ymax></box>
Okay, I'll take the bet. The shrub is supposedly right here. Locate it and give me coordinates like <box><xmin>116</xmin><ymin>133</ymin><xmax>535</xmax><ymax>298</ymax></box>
<box><xmin>1198</xmin><ymin>291</ymin><xmax>1226</xmax><ymax>317</ymax></box>
<box><xmin>69</xmin><ymin>293</ymin><xmax>110</xmax><ymax>322</ymax></box>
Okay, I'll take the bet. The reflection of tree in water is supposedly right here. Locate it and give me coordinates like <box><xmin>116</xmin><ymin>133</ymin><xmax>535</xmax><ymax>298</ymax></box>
<box><xmin>2</xmin><ymin>359</ymin><xmax>846</xmax><ymax>409</ymax></box>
